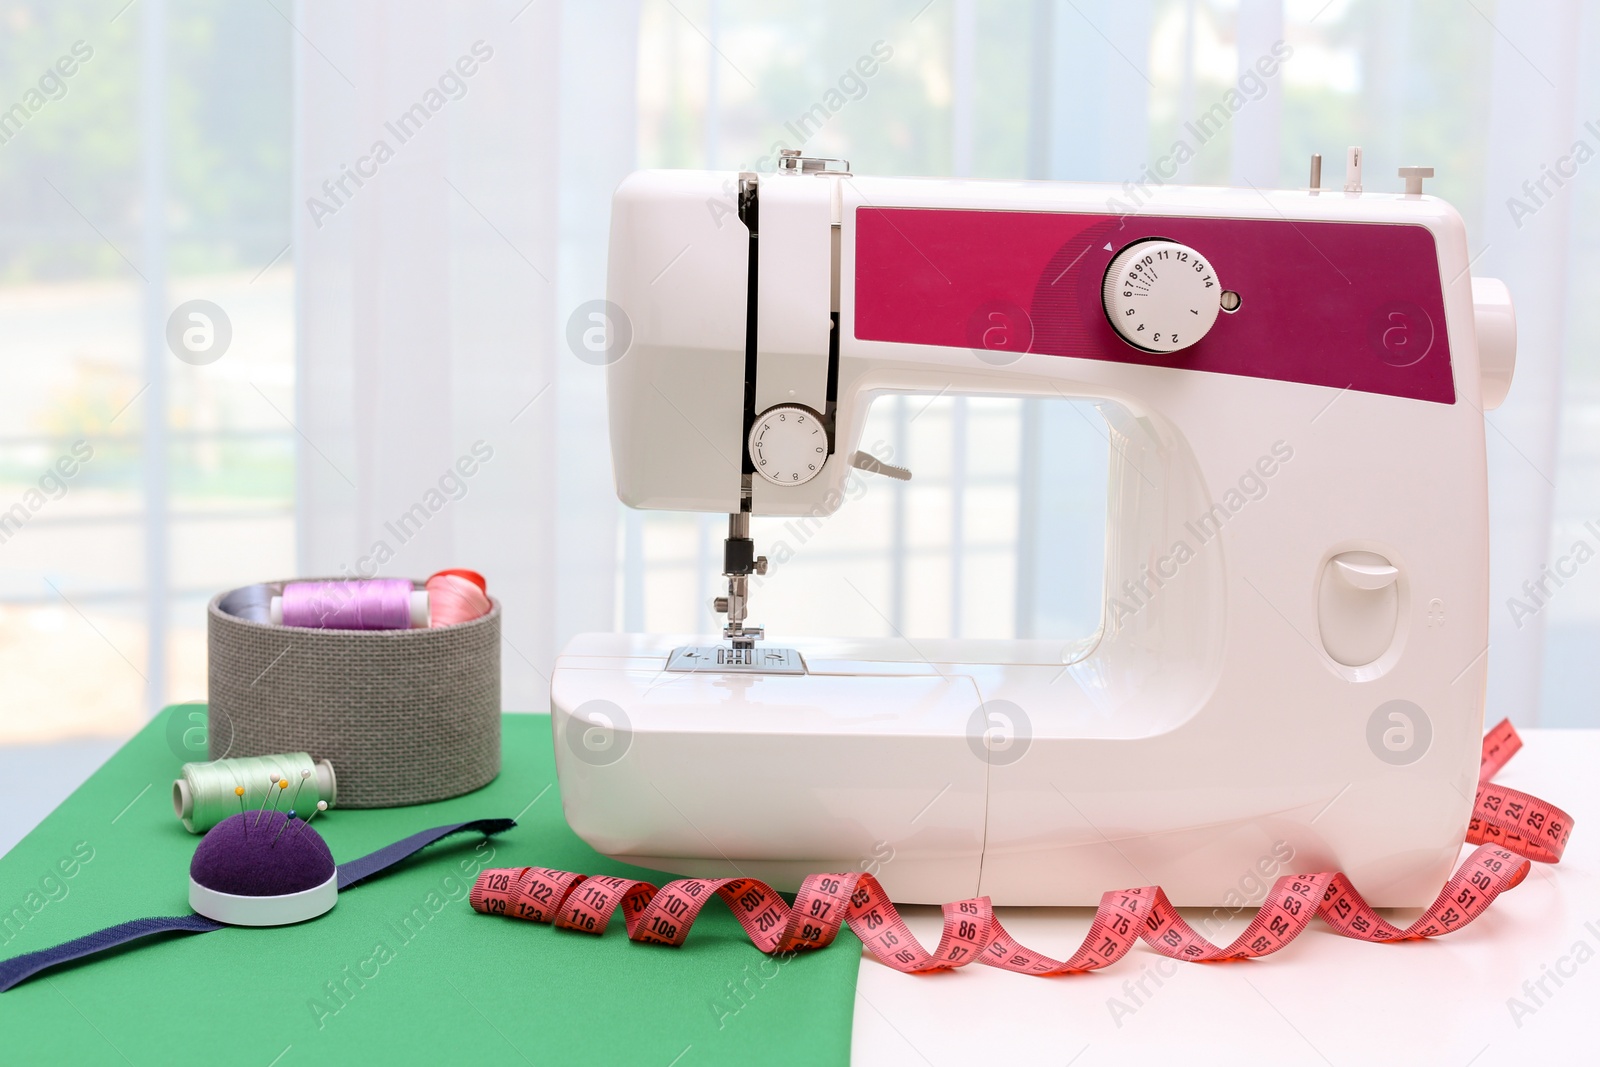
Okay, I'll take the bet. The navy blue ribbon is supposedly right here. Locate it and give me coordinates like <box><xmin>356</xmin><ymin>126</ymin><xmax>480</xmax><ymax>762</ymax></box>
<box><xmin>336</xmin><ymin>818</ymin><xmax>515</xmax><ymax>890</ymax></box>
<box><xmin>0</xmin><ymin>817</ymin><xmax>515</xmax><ymax>992</ymax></box>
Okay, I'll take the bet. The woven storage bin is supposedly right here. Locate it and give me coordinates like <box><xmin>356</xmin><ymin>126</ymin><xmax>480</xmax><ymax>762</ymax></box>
<box><xmin>206</xmin><ymin>579</ymin><xmax>501</xmax><ymax>807</ymax></box>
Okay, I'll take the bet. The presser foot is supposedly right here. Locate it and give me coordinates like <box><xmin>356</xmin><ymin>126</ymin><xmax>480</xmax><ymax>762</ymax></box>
<box><xmin>714</xmin><ymin>511</ymin><xmax>769</xmax><ymax>652</ymax></box>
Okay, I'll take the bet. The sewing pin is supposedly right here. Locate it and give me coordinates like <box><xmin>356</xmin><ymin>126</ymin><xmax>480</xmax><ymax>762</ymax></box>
<box><xmin>234</xmin><ymin>786</ymin><xmax>248</xmax><ymax>833</ymax></box>
<box><xmin>271</xmin><ymin>809</ymin><xmax>297</xmax><ymax>847</ymax></box>
<box><xmin>293</xmin><ymin>800</ymin><xmax>328</xmax><ymax>839</ymax></box>
<box><xmin>256</xmin><ymin>773</ymin><xmax>281</xmax><ymax>827</ymax></box>
<box><xmin>288</xmin><ymin>767</ymin><xmax>311</xmax><ymax>815</ymax></box>
<box><xmin>270</xmin><ymin>777</ymin><xmax>289</xmax><ymax>821</ymax></box>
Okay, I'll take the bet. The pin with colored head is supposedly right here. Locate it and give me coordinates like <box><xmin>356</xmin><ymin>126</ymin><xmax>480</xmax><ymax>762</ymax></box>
<box><xmin>234</xmin><ymin>785</ymin><xmax>247</xmax><ymax>830</ymax></box>
<box><xmin>271</xmin><ymin>809</ymin><xmax>298</xmax><ymax>847</ymax></box>
<box><xmin>256</xmin><ymin>773</ymin><xmax>281</xmax><ymax>826</ymax></box>
<box><xmin>289</xmin><ymin>767</ymin><xmax>311</xmax><ymax>814</ymax></box>
<box><xmin>294</xmin><ymin>800</ymin><xmax>328</xmax><ymax>839</ymax></box>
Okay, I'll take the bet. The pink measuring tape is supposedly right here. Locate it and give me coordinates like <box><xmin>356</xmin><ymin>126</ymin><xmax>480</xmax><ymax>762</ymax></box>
<box><xmin>471</xmin><ymin>719</ymin><xmax>1571</xmax><ymax>973</ymax></box>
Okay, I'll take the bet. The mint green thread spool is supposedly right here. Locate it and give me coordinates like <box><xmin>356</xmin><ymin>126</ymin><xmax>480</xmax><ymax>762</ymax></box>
<box><xmin>174</xmin><ymin>753</ymin><xmax>337</xmax><ymax>834</ymax></box>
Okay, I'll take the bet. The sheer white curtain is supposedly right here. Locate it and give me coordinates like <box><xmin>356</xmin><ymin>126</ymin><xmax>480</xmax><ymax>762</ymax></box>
<box><xmin>294</xmin><ymin>0</ymin><xmax>581</xmax><ymax>709</ymax></box>
<box><xmin>556</xmin><ymin>0</ymin><xmax>640</xmax><ymax>654</ymax></box>
<box><xmin>1478</xmin><ymin>0</ymin><xmax>1581</xmax><ymax>727</ymax></box>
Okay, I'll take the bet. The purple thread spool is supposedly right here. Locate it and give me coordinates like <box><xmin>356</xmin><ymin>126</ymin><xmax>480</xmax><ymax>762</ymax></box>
<box><xmin>272</xmin><ymin>579</ymin><xmax>427</xmax><ymax>630</ymax></box>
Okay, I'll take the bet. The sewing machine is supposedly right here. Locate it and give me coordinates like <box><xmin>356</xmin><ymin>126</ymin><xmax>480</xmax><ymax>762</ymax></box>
<box><xmin>550</xmin><ymin>150</ymin><xmax>1517</xmax><ymax>906</ymax></box>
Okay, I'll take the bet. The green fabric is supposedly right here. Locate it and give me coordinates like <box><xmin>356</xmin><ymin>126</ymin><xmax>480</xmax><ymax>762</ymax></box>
<box><xmin>0</xmin><ymin>708</ymin><xmax>859</xmax><ymax>1065</ymax></box>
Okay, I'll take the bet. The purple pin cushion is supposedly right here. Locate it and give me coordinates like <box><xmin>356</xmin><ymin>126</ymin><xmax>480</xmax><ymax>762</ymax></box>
<box><xmin>189</xmin><ymin>811</ymin><xmax>338</xmax><ymax>926</ymax></box>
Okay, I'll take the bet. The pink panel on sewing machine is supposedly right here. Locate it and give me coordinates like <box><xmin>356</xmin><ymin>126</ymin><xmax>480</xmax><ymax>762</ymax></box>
<box><xmin>852</xmin><ymin>208</ymin><xmax>1456</xmax><ymax>405</ymax></box>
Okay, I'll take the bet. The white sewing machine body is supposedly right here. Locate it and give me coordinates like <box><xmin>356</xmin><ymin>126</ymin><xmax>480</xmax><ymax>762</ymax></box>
<box><xmin>551</xmin><ymin>161</ymin><xmax>1516</xmax><ymax>907</ymax></box>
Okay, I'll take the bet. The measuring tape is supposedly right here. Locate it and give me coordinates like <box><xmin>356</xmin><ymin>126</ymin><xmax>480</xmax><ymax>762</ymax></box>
<box><xmin>471</xmin><ymin>719</ymin><xmax>1572</xmax><ymax>974</ymax></box>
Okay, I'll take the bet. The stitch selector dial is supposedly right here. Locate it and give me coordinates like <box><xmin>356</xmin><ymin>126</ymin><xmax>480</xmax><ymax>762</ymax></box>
<box><xmin>748</xmin><ymin>405</ymin><xmax>827</xmax><ymax>485</ymax></box>
<box><xmin>1103</xmin><ymin>240</ymin><xmax>1222</xmax><ymax>353</ymax></box>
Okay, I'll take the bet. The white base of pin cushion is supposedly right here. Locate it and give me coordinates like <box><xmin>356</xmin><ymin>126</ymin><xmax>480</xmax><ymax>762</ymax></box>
<box><xmin>189</xmin><ymin>872</ymin><xmax>338</xmax><ymax>926</ymax></box>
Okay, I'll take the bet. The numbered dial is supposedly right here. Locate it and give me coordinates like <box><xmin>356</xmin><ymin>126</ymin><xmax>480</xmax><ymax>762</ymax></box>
<box><xmin>1102</xmin><ymin>240</ymin><xmax>1222</xmax><ymax>353</ymax></box>
<box><xmin>748</xmin><ymin>405</ymin><xmax>828</xmax><ymax>486</ymax></box>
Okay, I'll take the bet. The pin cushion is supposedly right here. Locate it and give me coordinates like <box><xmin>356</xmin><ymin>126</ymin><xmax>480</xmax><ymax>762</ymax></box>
<box><xmin>188</xmin><ymin>809</ymin><xmax>337</xmax><ymax>926</ymax></box>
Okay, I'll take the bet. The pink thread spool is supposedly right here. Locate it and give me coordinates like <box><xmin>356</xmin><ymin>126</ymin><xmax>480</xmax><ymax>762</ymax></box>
<box><xmin>270</xmin><ymin>579</ymin><xmax>429</xmax><ymax>630</ymax></box>
<box><xmin>426</xmin><ymin>570</ymin><xmax>492</xmax><ymax>626</ymax></box>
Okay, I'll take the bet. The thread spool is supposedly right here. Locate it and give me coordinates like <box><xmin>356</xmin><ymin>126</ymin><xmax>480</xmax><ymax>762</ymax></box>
<box><xmin>174</xmin><ymin>754</ymin><xmax>337</xmax><ymax>834</ymax></box>
<box><xmin>216</xmin><ymin>584</ymin><xmax>273</xmax><ymax>624</ymax></box>
<box><xmin>268</xmin><ymin>579</ymin><xmax>429</xmax><ymax>630</ymax></box>
<box><xmin>426</xmin><ymin>570</ymin><xmax>492</xmax><ymax>626</ymax></box>
<box><xmin>432</xmin><ymin>568</ymin><xmax>487</xmax><ymax>594</ymax></box>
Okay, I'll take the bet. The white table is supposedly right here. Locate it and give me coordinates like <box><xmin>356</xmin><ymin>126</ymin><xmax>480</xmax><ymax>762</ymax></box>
<box><xmin>852</xmin><ymin>729</ymin><xmax>1598</xmax><ymax>1066</ymax></box>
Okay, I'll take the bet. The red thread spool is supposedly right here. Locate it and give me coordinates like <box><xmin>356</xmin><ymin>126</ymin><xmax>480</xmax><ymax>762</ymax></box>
<box><xmin>426</xmin><ymin>570</ymin><xmax>492</xmax><ymax>626</ymax></box>
<box><xmin>432</xmin><ymin>568</ymin><xmax>487</xmax><ymax>594</ymax></box>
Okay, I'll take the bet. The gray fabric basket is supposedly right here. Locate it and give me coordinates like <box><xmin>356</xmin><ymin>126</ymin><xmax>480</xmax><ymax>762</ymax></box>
<box><xmin>207</xmin><ymin>579</ymin><xmax>501</xmax><ymax>808</ymax></box>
